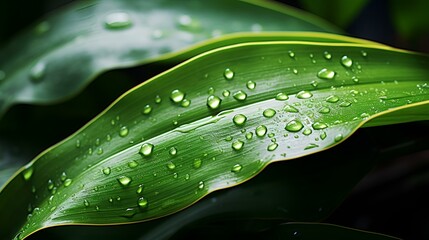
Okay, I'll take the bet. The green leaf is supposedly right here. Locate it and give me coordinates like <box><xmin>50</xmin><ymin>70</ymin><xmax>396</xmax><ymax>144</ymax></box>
<box><xmin>0</xmin><ymin>0</ymin><xmax>340</xmax><ymax>118</ymax></box>
<box><xmin>1</xmin><ymin>38</ymin><xmax>429</xmax><ymax>239</ymax></box>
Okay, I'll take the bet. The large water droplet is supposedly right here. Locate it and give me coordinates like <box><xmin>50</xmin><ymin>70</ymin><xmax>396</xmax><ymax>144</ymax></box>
<box><xmin>22</xmin><ymin>166</ymin><xmax>33</xmax><ymax>181</ymax></box>
<box><xmin>224</xmin><ymin>68</ymin><xmax>234</xmax><ymax>80</ymax></box>
<box><xmin>233</xmin><ymin>90</ymin><xmax>247</xmax><ymax>101</ymax></box>
<box><xmin>312</xmin><ymin>122</ymin><xmax>328</xmax><ymax>130</ymax></box>
<box><xmin>326</xmin><ymin>95</ymin><xmax>340</xmax><ymax>103</ymax></box>
<box><xmin>296</xmin><ymin>91</ymin><xmax>313</xmax><ymax>99</ymax></box>
<box><xmin>284</xmin><ymin>105</ymin><xmax>299</xmax><ymax>113</ymax></box>
<box><xmin>117</xmin><ymin>176</ymin><xmax>132</xmax><ymax>186</ymax></box>
<box><xmin>267</xmin><ymin>142</ymin><xmax>278</xmax><ymax>151</ymax></box>
<box><xmin>323</xmin><ymin>51</ymin><xmax>332</xmax><ymax>60</ymax></box>
<box><xmin>232</xmin><ymin>140</ymin><xmax>244</xmax><ymax>151</ymax></box>
<box><xmin>104</xmin><ymin>12</ymin><xmax>132</xmax><ymax>29</ymax></box>
<box><xmin>231</xmin><ymin>164</ymin><xmax>242</xmax><ymax>173</ymax></box>
<box><xmin>119</xmin><ymin>126</ymin><xmax>129</xmax><ymax>137</ymax></box>
<box><xmin>30</xmin><ymin>62</ymin><xmax>46</xmax><ymax>82</ymax></box>
<box><xmin>207</xmin><ymin>95</ymin><xmax>221</xmax><ymax>109</ymax></box>
<box><xmin>246</xmin><ymin>81</ymin><xmax>256</xmax><ymax>90</ymax></box>
<box><xmin>139</xmin><ymin>143</ymin><xmax>154</xmax><ymax>157</ymax></box>
<box><xmin>317</xmin><ymin>68</ymin><xmax>336</xmax><ymax>80</ymax></box>
<box><xmin>275</xmin><ymin>93</ymin><xmax>289</xmax><ymax>101</ymax></box>
<box><xmin>169</xmin><ymin>147</ymin><xmax>177</xmax><ymax>156</ymax></box>
<box><xmin>334</xmin><ymin>134</ymin><xmax>344</xmax><ymax>142</ymax></box>
<box><xmin>170</xmin><ymin>89</ymin><xmax>185</xmax><ymax>103</ymax></box>
<box><xmin>142</xmin><ymin>104</ymin><xmax>152</xmax><ymax>115</ymax></box>
<box><xmin>303</xmin><ymin>128</ymin><xmax>312</xmax><ymax>136</ymax></box>
<box><xmin>339</xmin><ymin>101</ymin><xmax>351</xmax><ymax>107</ymax></box>
<box><xmin>255</xmin><ymin>125</ymin><xmax>267</xmax><ymax>137</ymax></box>
<box><xmin>233</xmin><ymin>114</ymin><xmax>247</xmax><ymax>126</ymax></box>
<box><xmin>138</xmin><ymin>196</ymin><xmax>148</xmax><ymax>208</ymax></box>
<box><xmin>102</xmin><ymin>167</ymin><xmax>111</xmax><ymax>175</ymax></box>
<box><xmin>263</xmin><ymin>108</ymin><xmax>276</xmax><ymax>118</ymax></box>
<box><xmin>341</xmin><ymin>55</ymin><xmax>353</xmax><ymax>67</ymax></box>
<box><xmin>285</xmin><ymin>120</ymin><xmax>304</xmax><ymax>132</ymax></box>
<box><xmin>318</xmin><ymin>107</ymin><xmax>330</xmax><ymax>114</ymax></box>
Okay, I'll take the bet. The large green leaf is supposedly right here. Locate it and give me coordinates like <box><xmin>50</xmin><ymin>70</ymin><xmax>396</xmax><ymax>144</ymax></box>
<box><xmin>1</xmin><ymin>38</ymin><xmax>429</xmax><ymax>239</ymax></box>
<box><xmin>0</xmin><ymin>0</ymin><xmax>340</xmax><ymax>118</ymax></box>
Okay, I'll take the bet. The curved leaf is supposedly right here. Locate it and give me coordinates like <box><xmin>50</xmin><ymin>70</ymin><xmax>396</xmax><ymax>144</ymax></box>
<box><xmin>0</xmin><ymin>0</ymin><xmax>340</xmax><ymax>117</ymax></box>
<box><xmin>1</xmin><ymin>39</ymin><xmax>429</xmax><ymax>239</ymax></box>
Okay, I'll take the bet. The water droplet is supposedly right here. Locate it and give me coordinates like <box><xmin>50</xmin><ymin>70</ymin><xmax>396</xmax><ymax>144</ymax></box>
<box><xmin>75</xmin><ymin>139</ymin><xmax>81</xmax><ymax>148</ymax></box>
<box><xmin>97</xmin><ymin>148</ymin><xmax>103</xmax><ymax>155</ymax></box>
<box><xmin>119</xmin><ymin>126</ymin><xmax>129</xmax><ymax>137</ymax></box>
<box><xmin>155</xmin><ymin>95</ymin><xmax>162</xmax><ymax>104</ymax></box>
<box><xmin>361</xmin><ymin>50</ymin><xmax>368</xmax><ymax>57</ymax></box>
<box><xmin>102</xmin><ymin>167</ymin><xmax>111</xmax><ymax>175</ymax></box>
<box><xmin>142</xmin><ymin>104</ymin><xmax>152</xmax><ymax>115</ymax></box>
<box><xmin>312</xmin><ymin>122</ymin><xmax>328</xmax><ymax>130</ymax></box>
<box><xmin>180</xmin><ymin>98</ymin><xmax>191</xmax><ymax>107</ymax></box>
<box><xmin>304</xmin><ymin>143</ymin><xmax>319</xmax><ymax>150</ymax></box>
<box><xmin>139</xmin><ymin>143</ymin><xmax>154</xmax><ymax>157</ymax></box>
<box><xmin>136</xmin><ymin>184</ymin><xmax>144</xmax><ymax>194</ymax></box>
<box><xmin>22</xmin><ymin>166</ymin><xmax>33</xmax><ymax>181</ymax></box>
<box><xmin>323</xmin><ymin>51</ymin><xmax>332</xmax><ymax>60</ymax></box>
<box><xmin>207</xmin><ymin>95</ymin><xmax>221</xmax><ymax>109</ymax></box>
<box><xmin>310</xmin><ymin>80</ymin><xmax>318</xmax><ymax>88</ymax></box>
<box><xmin>207</xmin><ymin>87</ymin><xmax>215</xmax><ymax>94</ymax></box>
<box><xmin>30</xmin><ymin>61</ymin><xmax>46</xmax><ymax>82</ymax></box>
<box><xmin>263</xmin><ymin>108</ymin><xmax>276</xmax><ymax>118</ymax></box>
<box><xmin>285</xmin><ymin>120</ymin><xmax>304</xmax><ymax>132</ymax></box>
<box><xmin>360</xmin><ymin>112</ymin><xmax>370</xmax><ymax>119</ymax></box>
<box><xmin>296</xmin><ymin>91</ymin><xmax>313</xmax><ymax>99</ymax></box>
<box><xmin>283</xmin><ymin>105</ymin><xmax>299</xmax><ymax>113</ymax></box>
<box><xmin>245</xmin><ymin>132</ymin><xmax>253</xmax><ymax>140</ymax></box>
<box><xmin>267</xmin><ymin>142</ymin><xmax>278</xmax><ymax>151</ymax></box>
<box><xmin>275</xmin><ymin>93</ymin><xmax>289</xmax><ymax>100</ymax></box>
<box><xmin>334</xmin><ymin>134</ymin><xmax>344</xmax><ymax>142</ymax></box>
<box><xmin>288</xmin><ymin>50</ymin><xmax>295</xmax><ymax>58</ymax></box>
<box><xmin>232</xmin><ymin>140</ymin><xmax>244</xmax><ymax>151</ymax></box>
<box><xmin>320</xmin><ymin>132</ymin><xmax>327</xmax><ymax>140</ymax></box>
<box><xmin>193</xmin><ymin>158</ymin><xmax>202</xmax><ymax>169</ymax></box>
<box><xmin>341</xmin><ymin>55</ymin><xmax>353</xmax><ymax>67</ymax></box>
<box><xmin>47</xmin><ymin>179</ymin><xmax>54</xmax><ymax>190</ymax></box>
<box><xmin>326</xmin><ymin>95</ymin><xmax>340</xmax><ymax>103</ymax></box>
<box><xmin>339</xmin><ymin>101</ymin><xmax>351</xmax><ymax>107</ymax></box>
<box><xmin>225</xmin><ymin>136</ymin><xmax>233</xmax><ymax>141</ymax></box>
<box><xmin>246</xmin><ymin>81</ymin><xmax>256</xmax><ymax>90</ymax></box>
<box><xmin>352</xmin><ymin>76</ymin><xmax>359</xmax><ymax>83</ymax></box>
<box><xmin>233</xmin><ymin>90</ymin><xmax>247</xmax><ymax>101</ymax></box>
<box><xmin>104</xmin><ymin>12</ymin><xmax>132</xmax><ymax>29</ymax></box>
<box><xmin>84</xmin><ymin>199</ymin><xmax>90</xmax><ymax>207</ymax></box>
<box><xmin>318</xmin><ymin>107</ymin><xmax>330</xmax><ymax>114</ymax></box>
<box><xmin>292</xmin><ymin>68</ymin><xmax>298</xmax><ymax>74</ymax></box>
<box><xmin>317</xmin><ymin>68</ymin><xmax>336</xmax><ymax>80</ymax></box>
<box><xmin>166</xmin><ymin>161</ymin><xmax>176</xmax><ymax>170</ymax></box>
<box><xmin>233</xmin><ymin>114</ymin><xmax>247</xmax><ymax>126</ymax></box>
<box><xmin>231</xmin><ymin>164</ymin><xmax>242</xmax><ymax>173</ymax></box>
<box><xmin>224</xmin><ymin>68</ymin><xmax>234</xmax><ymax>80</ymax></box>
<box><xmin>255</xmin><ymin>125</ymin><xmax>267</xmax><ymax>137</ymax></box>
<box><xmin>170</xmin><ymin>89</ymin><xmax>185</xmax><ymax>103</ymax></box>
<box><xmin>169</xmin><ymin>147</ymin><xmax>177</xmax><ymax>156</ymax></box>
<box><xmin>303</xmin><ymin>128</ymin><xmax>312</xmax><ymax>135</ymax></box>
<box><xmin>138</xmin><ymin>196</ymin><xmax>148</xmax><ymax>208</ymax></box>
<box><xmin>64</xmin><ymin>179</ymin><xmax>72</xmax><ymax>187</ymax></box>
<box><xmin>117</xmin><ymin>176</ymin><xmax>132</xmax><ymax>186</ymax></box>
<box><xmin>128</xmin><ymin>160</ymin><xmax>139</xmax><ymax>168</ymax></box>
<box><xmin>222</xmin><ymin>90</ymin><xmax>230</xmax><ymax>97</ymax></box>
<box><xmin>268</xmin><ymin>133</ymin><xmax>275</xmax><ymax>138</ymax></box>
<box><xmin>59</xmin><ymin>172</ymin><xmax>67</xmax><ymax>182</ymax></box>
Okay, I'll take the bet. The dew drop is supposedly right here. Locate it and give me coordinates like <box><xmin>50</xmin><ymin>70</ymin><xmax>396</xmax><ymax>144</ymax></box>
<box><xmin>246</xmin><ymin>80</ymin><xmax>256</xmax><ymax>90</ymax></box>
<box><xmin>142</xmin><ymin>104</ymin><xmax>152</xmax><ymax>115</ymax></box>
<box><xmin>285</xmin><ymin>120</ymin><xmax>304</xmax><ymax>132</ymax></box>
<box><xmin>263</xmin><ymin>108</ymin><xmax>276</xmax><ymax>118</ymax></box>
<box><xmin>104</xmin><ymin>12</ymin><xmax>132</xmax><ymax>29</ymax></box>
<box><xmin>326</xmin><ymin>95</ymin><xmax>340</xmax><ymax>103</ymax></box>
<box><xmin>102</xmin><ymin>167</ymin><xmax>111</xmax><ymax>175</ymax></box>
<box><xmin>117</xmin><ymin>176</ymin><xmax>132</xmax><ymax>186</ymax></box>
<box><xmin>275</xmin><ymin>92</ymin><xmax>289</xmax><ymax>100</ymax></box>
<box><xmin>233</xmin><ymin>90</ymin><xmax>247</xmax><ymax>101</ymax></box>
<box><xmin>339</xmin><ymin>101</ymin><xmax>351</xmax><ymax>107</ymax></box>
<box><xmin>225</xmin><ymin>136</ymin><xmax>233</xmax><ymax>141</ymax></box>
<box><xmin>84</xmin><ymin>199</ymin><xmax>90</xmax><ymax>207</ymax></box>
<box><xmin>207</xmin><ymin>87</ymin><xmax>215</xmax><ymax>94</ymax></box>
<box><xmin>224</xmin><ymin>68</ymin><xmax>234</xmax><ymax>80</ymax></box>
<box><xmin>47</xmin><ymin>179</ymin><xmax>54</xmax><ymax>190</ymax></box>
<box><xmin>341</xmin><ymin>55</ymin><xmax>353</xmax><ymax>67</ymax></box>
<box><xmin>170</xmin><ymin>89</ymin><xmax>185</xmax><ymax>103</ymax></box>
<box><xmin>352</xmin><ymin>76</ymin><xmax>359</xmax><ymax>83</ymax></box>
<box><xmin>64</xmin><ymin>179</ymin><xmax>72</xmax><ymax>187</ymax></box>
<box><xmin>292</xmin><ymin>68</ymin><xmax>298</xmax><ymax>74</ymax></box>
<box><xmin>232</xmin><ymin>140</ymin><xmax>244</xmax><ymax>151</ymax></box>
<box><xmin>60</xmin><ymin>172</ymin><xmax>67</xmax><ymax>182</ymax></box>
<box><xmin>361</xmin><ymin>50</ymin><xmax>368</xmax><ymax>57</ymax></box>
<box><xmin>22</xmin><ymin>167</ymin><xmax>33</xmax><ymax>181</ymax></box>
<box><xmin>312</xmin><ymin>122</ymin><xmax>328</xmax><ymax>130</ymax></box>
<box><xmin>317</xmin><ymin>68</ymin><xmax>336</xmax><ymax>80</ymax></box>
<box><xmin>304</xmin><ymin>143</ymin><xmax>319</xmax><ymax>150</ymax></box>
<box><xmin>139</xmin><ymin>143</ymin><xmax>154</xmax><ymax>157</ymax></box>
<box><xmin>138</xmin><ymin>196</ymin><xmax>148</xmax><ymax>208</ymax></box>
<box><xmin>334</xmin><ymin>134</ymin><xmax>344</xmax><ymax>142</ymax></box>
<box><xmin>136</xmin><ymin>184</ymin><xmax>144</xmax><ymax>194</ymax></box>
<box><xmin>318</xmin><ymin>107</ymin><xmax>330</xmax><ymax>114</ymax></box>
<box><xmin>166</xmin><ymin>161</ymin><xmax>176</xmax><ymax>170</ymax></box>
<box><xmin>75</xmin><ymin>139</ymin><xmax>81</xmax><ymax>148</ymax></box>
<box><xmin>231</xmin><ymin>164</ymin><xmax>242</xmax><ymax>173</ymax></box>
<box><xmin>323</xmin><ymin>51</ymin><xmax>332</xmax><ymax>60</ymax></box>
<box><xmin>283</xmin><ymin>105</ymin><xmax>299</xmax><ymax>113</ymax></box>
<box><xmin>207</xmin><ymin>95</ymin><xmax>222</xmax><ymax>109</ymax></box>
<box><xmin>169</xmin><ymin>147</ymin><xmax>177</xmax><ymax>156</ymax></box>
<box><xmin>128</xmin><ymin>160</ymin><xmax>139</xmax><ymax>168</ymax></box>
<box><xmin>310</xmin><ymin>80</ymin><xmax>318</xmax><ymax>88</ymax></box>
<box><xmin>296</xmin><ymin>90</ymin><xmax>313</xmax><ymax>99</ymax></box>
<box><xmin>320</xmin><ymin>132</ymin><xmax>327</xmax><ymax>140</ymax></box>
<box><xmin>303</xmin><ymin>128</ymin><xmax>312</xmax><ymax>136</ymax></box>
<box><xmin>193</xmin><ymin>158</ymin><xmax>202</xmax><ymax>169</ymax></box>
<box><xmin>97</xmin><ymin>148</ymin><xmax>103</xmax><ymax>155</ymax></box>
<box><xmin>288</xmin><ymin>50</ymin><xmax>295</xmax><ymax>58</ymax></box>
<box><xmin>245</xmin><ymin>132</ymin><xmax>253</xmax><ymax>140</ymax></box>
<box><xmin>222</xmin><ymin>90</ymin><xmax>230</xmax><ymax>97</ymax></box>
<box><xmin>30</xmin><ymin>62</ymin><xmax>46</xmax><ymax>82</ymax></box>
<box><xmin>267</xmin><ymin>142</ymin><xmax>278</xmax><ymax>151</ymax></box>
<box><xmin>181</xmin><ymin>98</ymin><xmax>191</xmax><ymax>107</ymax></box>
<box><xmin>233</xmin><ymin>114</ymin><xmax>247</xmax><ymax>126</ymax></box>
<box><xmin>155</xmin><ymin>95</ymin><xmax>162</xmax><ymax>104</ymax></box>
<box><xmin>255</xmin><ymin>125</ymin><xmax>267</xmax><ymax>137</ymax></box>
<box><xmin>198</xmin><ymin>181</ymin><xmax>205</xmax><ymax>190</ymax></box>
<box><xmin>119</xmin><ymin>126</ymin><xmax>129</xmax><ymax>137</ymax></box>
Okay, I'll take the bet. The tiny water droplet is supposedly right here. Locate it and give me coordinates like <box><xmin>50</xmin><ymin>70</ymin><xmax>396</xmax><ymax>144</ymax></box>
<box><xmin>233</xmin><ymin>114</ymin><xmax>247</xmax><ymax>126</ymax></box>
<box><xmin>142</xmin><ymin>104</ymin><xmax>152</xmax><ymax>114</ymax></box>
<box><xmin>119</xmin><ymin>126</ymin><xmax>129</xmax><ymax>137</ymax></box>
<box><xmin>139</xmin><ymin>143</ymin><xmax>154</xmax><ymax>157</ymax></box>
<box><xmin>285</xmin><ymin>120</ymin><xmax>304</xmax><ymax>132</ymax></box>
<box><xmin>361</xmin><ymin>50</ymin><xmax>368</xmax><ymax>57</ymax></box>
<box><xmin>303</xmin><ymin>128</ymin><xmax>312</xmax><ymax>136</ymax></box>
<box><xmin>104</xmin><ymin>12</ymin><xmax>132</xmax><ymax>29</ymax></box>
<box><xmin>263</xmin><ymin>108</ymin><xmax>276</xmax><ymax>118</ymax></box>
<box><xmin>102</xmin><ymin>167</ymin><xmax>111</xmax><ymax>175</ymax></box>
<box><xmin>339</xmin><ymin>101</ymin><xmax>351</xmax><ymax>107</ymax></box>
<box><xmin>352</xmin><ymin>76</ymin><xmax>359</xmax><ymax>83</ymax></box>
<box><xmin>246</xmin><ymin>80</ymin><xmax>256</xmax><ymax>90</ymax></box>
<box><xmin>288</xmin><ymin>50</ymin><xmax>295</xmax><ymax>58</ymax></box>
<box><xmin>138</xmin><ymin>197</ymin><xmax>148</xmax><ymax>208</ymax></box>
<box><xmin>268</xmin><ymin>133</ymin><xmax>275</xmax><ymax>138</ymax></box>
<box><xmin>198</xmin><ymin>181</ymin><xmax>205</xmax><ymax>190</ymax></box>
<box><xmin>296</xmin><ymin>91</ymin><xmax>313</xmax><ymax>99</ymax></box>
<box><xmin>233</xmin><ymin>90</ymin><xmax>247</xmax><ymax>101</ymax></box>
<box><xmin>334</xmin><ymin>134</ymin><xmax>344</xmax><ymax>142</ymax></box>
<box><xmin>84</xmin><ymin>199</ymin><xmax>90</xmax><ymax>207</ymax></box>
<box><xmin>207</xmin><ymin>95</ymin><xmax>221</xmax><ymax>109</ymax></box>
<box><xmin>304</xmin><ymin>143</ymin><xmax>319</xmax><ymax>150</ymax></box>
<box><xmin>267</xmin><ymin>142</ymin><xmax>278</xmax><ymax>151</ymax></box>
<box><xmin>117</xmin><ymin>176</ymin><xmax>132</xmax><ymax>186</ymax></box>
<box><xmin>292</xmin><ymin>68</ymin><xmax>298</xmax><ymax>74</ymax></box>
<box><xmin>22</xmin><ymin>166</ymin><xmax>33</xmax><ymax>181</ymax></box>
<box><xmin>166</xmin><ymin>161</ymin><xmax>176</xmax><ymax>170</ymax></box>
<box><xmin>318</xmin><ymin>107</ymin><xmax>330</xmax><ymax>114</ymax></box>
<box><xmin>64</xmin><ymin>179</ymin><xmax>72</xmax><ymax>187</ymax></box>
<box><xmin>97</xmin><ymin>148</ymin><xmax>103</xmax><ymax>155</ymax></box>
<box><xmin>255</xmin><ymin>125</ymin><xmax>267</xmax><ymax>137</ymax></box>
<box><xmin>231</xmin><ymin>164</ymin><xmax>242</xmax><ymax>173</ymax></box>
<box><xmin>193</xmin><ymin>158</ymin><xmax>202</xmax><ymax>169</ymax></box>
<box><xmin>310</xmin><ymin>80</ymin><xmax>318</xmax><ymax>88</ymax></box>
<box><xmin>47</xmin><ymin>179</ymin><xmax>54</xmax><ymax>190</ymax></box>
<box><xmin>317</xmin><ymin>68</ymin><xmax>336</xmax><ymax>80</ymax></box>
<box><xmin>169</xmin><ymin>147</ymin><xmax>177</xmax><ymax>156</ymax></box>
<box><xmin>360</xmin><ymin>112</ymin><xmax>370</xmax><ymax>119</ymax></box>
<box><xmin>128</xmin><ymin>160</ymin><xmax>139</xmax><ymax>168</ymax></box>
<box><xmin>323</xmin><ymin>51</ymin><xmax>332</xmax><ymax>60</ymax></box>
<box><xmin>275</xmin><ymin>92</ymin><xmax>289</xmax><ymax>100</ymax></box>
<box><xmin>284</xmin><ymin>105</ymin><xmax>299</xmax><ymax>113</ymax></box>
<box><xmin>60</xmin><ymin>172</ymin><xmax>67</xmax><ymax>181</ymax></box>
<box><xmin>245</xmin><ymin>132</ymin><xmax>253</xmax><ymax>140</ymax></box>
<box><xmin>224</xmin><ymin>68</ymin><xmax>234</xmax><ymax>80</ymax></box>
<box><xmin>75</xmin><ymin>139</ymin><xmax>81</xmax><ymax>148</ymax></box>
<box><xmin>207</xmin><ymin>87</ymin><xmax>215</xmax><ymax>94</ymax></box>
<box><xmin>312</xmin><ymin>122</ymin><xmax>328</xmax><ymax>130</ymax></box>
<box><xmin>170</xmin><ymin>89</ymin><xmax>185</xmax><ymax>103</ymax></box>
<box><xmin>222</xmin><ymin>90</ymin><xmax>230</xmax><ymax>97</ymax></box>
<box><xmin>326</xmin><ymin>95</ymin><xmax>340</xmax><ymax>103</ymax></box>
<box><xmin>136</xmin><ymin>184</ymin><xmax>144</xmax><ymax>194</ymax></box>
<box><xmin>155</xmin><ymin>95</ymin><xmax>162</xmax><ymax>104</ymax></box>
<box><xmin>181</xmin><ymin>98</ymin><xmax>191</xmax><ymax>107</ymax></box>
<box><xmin>232</xmin><ymin>140</ymin><xmax>244</xmax><ymax>151</ymax></box>
<box><xmin>30</xmin><ymin>62</ymin><xmax>46</xmax><ymax>82</ymax></box>
<box><xmin>320</xmin><ymin>132</ymin><xmax>327</xmax><ymax>140</ymax></box>
<box><xmin>341</xmin><ymin>55</ymin><xmax>353</xmax><ymax>67</ymax></box>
